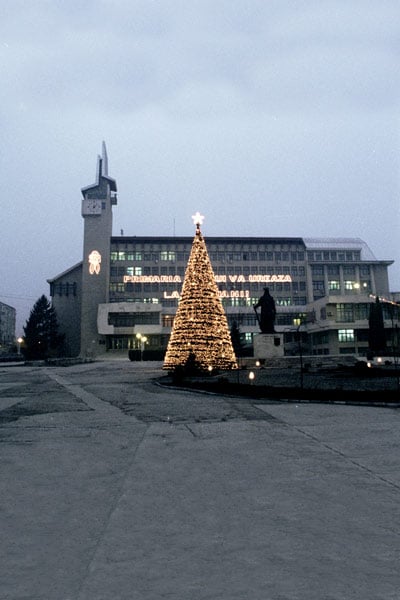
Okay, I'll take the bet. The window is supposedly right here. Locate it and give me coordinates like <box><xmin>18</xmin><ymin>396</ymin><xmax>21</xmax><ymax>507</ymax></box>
<box><xmin>160</xmin><ymin>251</ymin><xmax>176</xmax><ymax>261</ymax></box>
<box><xmin>343</xmin><ymin>266</ymin><xmax>355</xmax><ymax>276</ymax></box>
<box><xmin>111</xmin><ymin>251</ymin><xmax>126</xmax><ymax>261</ymax></box>
<box><xmin>338</xmin><ymin>329</ymin><xmax>354</xmax><ymax>342</ymax></box>
<box><xmin>354</xmin><ymin>304</ymin><xmax>369</xmax><ymax>320</ymax></box>
<box><xmin>108</xmin><ymin>312</ymin><xmax>159</xmax><ymax>327</ymax></box>
<box><xmin>126</xmin><ymin>267</ymin><xmax>142</xmax><ymax>276</ymax></box>
<box><xmin>162</xmin><ymin>315</ymin><xmax>174</xmax><ymax>327</ymax></box>
<box><xmin>344</xmin><ymin>280</ymin><xmax>356</xmax><ymax>291</ymax></box>
<box><xmin>131</xmin><ymin>252</ymin><xmax>142</xmax><ymax>261</ymax></box>
<box><xmin>336</xmin><ymin>303</ymin><xmax>354</xmax><ymax>322</ymax></box>
<box><xmin>313</xmin><ymin>281</ymin><xmax>325</xmax><ymax>294</ymax></box>
<box><xmin>109</xmin><ymin>283</ymin><xmax>125</xmax><ymax>292</ymax></box>
<box><xmin>312</xmin><ymin>265</ymin><xmax>324</xmax><ymax>276</ymax></box>
<box><xmin>328</xmin><ymin>265</ymin><xmax>339</xmax><ymax>276</ymax></box>
<box><xmin>360</xmin><ymin>265</ymin><xmax>370</xmax><ymax>276</ymax></box>
<box><xmin>329</xmin><ymin>280</ymin><xmax>340</xmax><ymax>291</ymax></box>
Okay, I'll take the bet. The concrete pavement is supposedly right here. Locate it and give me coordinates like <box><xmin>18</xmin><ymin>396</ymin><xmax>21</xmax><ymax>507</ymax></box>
<box><xmin>1</xmin><ymin>360</ymin><xmax>399</xmax><ymax>599</ymax></box>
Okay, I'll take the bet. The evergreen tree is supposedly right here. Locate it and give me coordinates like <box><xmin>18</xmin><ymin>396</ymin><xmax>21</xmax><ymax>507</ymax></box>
<box><xmin>164</xmin><ymin>215</ymin><xmax>237</xmax><ymax>372</ymax></box>
<box><xmin>368</xmin><ymin>296</ymin><xmax>386</xmax><ymax>354</ymax></box>
<box><xmin>23</xmin><ymin>295</ymin><xmax>64</xmax><ymax>359</ymax></box>
<box><xmin>230</xmin><ymin>320</ymin><xmax>244</xmax><ymax>357</ymax></box>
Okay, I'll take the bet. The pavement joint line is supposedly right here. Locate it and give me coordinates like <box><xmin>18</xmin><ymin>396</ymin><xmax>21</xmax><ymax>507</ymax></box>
<box><xmin>288</xmin><ymin>421</ymin><xmax>400</xmax><ymax>492</ymax></box>
<box><xmin>43</xmin><ymin>369</ymin><xmax>127</xmax><ymax>417</ymax></box>
<box><xmin>75</xmin><ymin>423</ymin><xmax>149</xmax><ymax>600</ymax></box>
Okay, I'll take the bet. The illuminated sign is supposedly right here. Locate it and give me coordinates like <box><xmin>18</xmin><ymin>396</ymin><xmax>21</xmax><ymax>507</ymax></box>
<box><xmin>124</xmin><ymin>275</ymin><xmax>182</xmax><ymax>283</ymax></box>
<box><xmin>88</xmin><ymin>250</ymin><xmax>101</xmax><ymax>275</ymax></box>
<box><xmin>124</xmin><ymin>273</ymin><xmax>292</xmax><ymax>284</ymax></box>
<box><xmin>164</xmin><ymin>290</ymin><xmax>250</xmax><ymax>300</ymax></box>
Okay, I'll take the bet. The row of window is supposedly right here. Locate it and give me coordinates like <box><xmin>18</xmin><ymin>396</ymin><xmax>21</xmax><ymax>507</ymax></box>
<box><xmin>312</xmin><ymin>265</ymin><xmax>370</xmax><ymax>276</ymax></box>
<box><xmin>308</xmin><ymin>250</ymin><xmax>361</xmax><ymax>262</ymax></box>
<box><xmin>108</xmin><ymin>312</ymin><xmax>160</xmax><ymax>327</ymax></box>
<box><xmin>313</xmin><ymin>280</ymin><xmax>371</xmax><ymax>296</ymax></box>
<box><xmin>50</xmin><ymin>282</ymin><xmax>77</xmax><ymax>297</ymax></box>
<box><xmin>111</xmin><ymin>250</ymin><xmax>306</xmax><ymax>263</ymax></box>
<box><xmin>110</xmin><ymin>265</ymin><xmax>307</xmax><ymax>278</ymax></box>
<box><xmin>110</xmin><ymin>281</ymin><xmax>305</xmax><ymax>294</ymax></box>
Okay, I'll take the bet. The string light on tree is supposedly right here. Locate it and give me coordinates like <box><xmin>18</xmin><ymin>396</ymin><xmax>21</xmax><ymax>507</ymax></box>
<box><xmin>164</xmin><ymin>213</ymin><xmax>237</xmax><ymax>372</ymax></box>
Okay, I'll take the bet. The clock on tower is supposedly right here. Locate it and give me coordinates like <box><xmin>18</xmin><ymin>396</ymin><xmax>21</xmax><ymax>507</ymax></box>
<box><xmin>82</xmin><ymin>198</ymin><xmax>102</xmax><ymax>215</ymax></box>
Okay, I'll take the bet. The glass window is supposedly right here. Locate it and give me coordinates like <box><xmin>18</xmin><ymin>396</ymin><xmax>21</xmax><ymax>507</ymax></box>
<box><xmin>328</xmin><ymin>265</ymin><xmax>339</xmax><ymax>276</ymax></box>
<box><xmin>312</xmin><ymin>265</ymin><xmax>324</xmax><ymax>276</ymax></box>
<box><xmin>336</xmin><ymin>303</ymin><xmax>354</xmax><ymax>322</ymax></box>
<box><xmin>313</xmin><ymin>281</ymin><xmax>325</xmax><ymax>292</ymax></box>
<box><xmin>360</xmin><ymin>265</ymin><xmax>370</xmax><ymax>276</ymax></box>
<box><xmin>354</xmin><ymin>304</ymin><xmax>369</xmax><ymax>320</ymax></box>
<box><xmin>160</xmin><ymin>251</ymin><xmax>176</xmax><ymax>261</ymax></box>
<box><xmin>111</xmin><ymin>251</ymin><xmax>127</xmax><ymax>261</ymax></box>
<box><xmin>329</xmin><ymin>280</ymin><xmax>340</xmax><ymax>291</ymax></box>
<box><xmin>343</xmin><ymin>266</ymin><xmax>355</xmax><ymax>276</ymax></box>
<box><xmin>338</xmin><ymin>329</ymin><xmax>354</xmax><ymax>342</ymax></box>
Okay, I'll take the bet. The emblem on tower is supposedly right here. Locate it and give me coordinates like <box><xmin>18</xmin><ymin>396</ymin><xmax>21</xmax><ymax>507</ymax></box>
<box><xmin>88</xmin><ymin>250</ymin><xmax>101</xmax><ymax>275</ymax></box>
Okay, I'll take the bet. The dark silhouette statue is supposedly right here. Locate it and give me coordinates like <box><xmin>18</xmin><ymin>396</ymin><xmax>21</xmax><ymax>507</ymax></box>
<box><xmin>254</xmin><ymin>288</ymin><xmax>276</xmax><ymax>333</ymax></box>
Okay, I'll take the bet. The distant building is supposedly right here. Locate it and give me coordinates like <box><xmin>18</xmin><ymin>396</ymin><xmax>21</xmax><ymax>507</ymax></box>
<box><xmin>0</xmin><ymin>301</ymin><xmax>16</xmax><ymax>350</ymax></box>
<box><xmin>48</xmin><ymin>145</ymin><xmax>398</xmax><ymax>358</ymax></box>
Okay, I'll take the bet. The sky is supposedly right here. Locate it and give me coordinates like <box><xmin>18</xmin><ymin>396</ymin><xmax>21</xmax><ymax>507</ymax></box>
<box><xmin>1</xmin><ymin>0</ymin><xmax>400</xmax><ymax>335</ymax></box>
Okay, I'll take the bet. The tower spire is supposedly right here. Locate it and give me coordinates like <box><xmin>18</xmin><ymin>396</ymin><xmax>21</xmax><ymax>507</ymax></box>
<box><xmin>102</xmin><ymin>141</ymin><xmax>108</xmax><ymax>176</ymax></box>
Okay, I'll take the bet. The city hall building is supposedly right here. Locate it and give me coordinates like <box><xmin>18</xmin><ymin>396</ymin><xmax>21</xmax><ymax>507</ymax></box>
<box><xmin>48</xmin><ymin>145</ymin><xmax>397</xmax><ymax>359</ymax></box>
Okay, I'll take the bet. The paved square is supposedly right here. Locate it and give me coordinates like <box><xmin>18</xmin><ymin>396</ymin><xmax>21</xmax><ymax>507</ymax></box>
<box><xmin>1</xmin><ymin>360</ymin><xmax>399</xmax><ymax>599</ymax></box>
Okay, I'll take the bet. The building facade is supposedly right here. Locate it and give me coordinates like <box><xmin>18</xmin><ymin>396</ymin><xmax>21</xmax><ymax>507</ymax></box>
<box><xmin>0</xmin><ymin>301</ymin><xmax>16</xmax><ymax>351</ymax></box>
<box><xmin>48</xmin><ymin>146</ymin><xmax>398</xmax><ymax>359</ymax></box>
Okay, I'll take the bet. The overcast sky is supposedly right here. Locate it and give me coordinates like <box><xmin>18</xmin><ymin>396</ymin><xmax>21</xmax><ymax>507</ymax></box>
<box><xmin>1</xmin><ymin>0</ymin><xmax>399</xmax><ymax>334</ymax></box>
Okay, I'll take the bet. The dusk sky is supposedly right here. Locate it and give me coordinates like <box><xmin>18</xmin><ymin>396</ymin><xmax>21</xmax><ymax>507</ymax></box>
<box><xmin>1</xmin><ymin>0</ymin><xmax>399</xmax><ymax>334</ymax></box>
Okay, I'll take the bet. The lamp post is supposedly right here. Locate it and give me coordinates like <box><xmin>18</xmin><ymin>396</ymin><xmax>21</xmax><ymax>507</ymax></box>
<box><xmin>17</xmin><ymin>337</ymin><xmax>23</xmax><ymax>356</ymax></box>
<box><xmin>136</xmin><ymin>333</ymin><xmax>148</xmax><ymax>361</ymax></box>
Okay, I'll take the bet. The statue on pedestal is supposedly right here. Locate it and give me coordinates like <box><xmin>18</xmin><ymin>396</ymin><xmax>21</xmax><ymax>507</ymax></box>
<box><xmin>253</xmin><ymin>288</ymin><xmax>276</xmax><ymax>334</ymax></box>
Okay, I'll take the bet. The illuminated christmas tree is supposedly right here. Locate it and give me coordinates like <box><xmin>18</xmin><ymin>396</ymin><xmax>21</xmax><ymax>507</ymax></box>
<box><xmin>164</xmin><ymin>213</ymin><xmax>238</xmax><ymax>372</ymax></box>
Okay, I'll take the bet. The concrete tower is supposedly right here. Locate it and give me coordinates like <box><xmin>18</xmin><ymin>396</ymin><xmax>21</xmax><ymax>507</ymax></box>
<box><xmin>80</xmin><ymin>143</ymin><xmax>117</xmax><ymax>356</ymax></box>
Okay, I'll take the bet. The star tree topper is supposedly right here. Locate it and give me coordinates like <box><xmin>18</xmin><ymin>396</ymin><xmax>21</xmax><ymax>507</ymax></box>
<box><xmin>192</xmin><ymin>211</ymin><xmax>205</xmax><ymax>230</ymax></box>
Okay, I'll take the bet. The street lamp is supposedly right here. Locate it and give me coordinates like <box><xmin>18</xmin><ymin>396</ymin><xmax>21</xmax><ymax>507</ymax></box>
<box><xmin>136</xmin><ymin>333</ymin><xmax>148</xmax><ymax>361</ymax></box>
<box><xmin>17</xmin><ymin>337</ymin><xmax>23</xmax><ymax>355</ymax></box>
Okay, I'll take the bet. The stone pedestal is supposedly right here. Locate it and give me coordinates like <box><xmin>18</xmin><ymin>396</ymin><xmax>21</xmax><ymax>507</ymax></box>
<box><xmin>253</xmin><ymin>333</ymin><xmax>284</xmax><ymax>359</ymax></box>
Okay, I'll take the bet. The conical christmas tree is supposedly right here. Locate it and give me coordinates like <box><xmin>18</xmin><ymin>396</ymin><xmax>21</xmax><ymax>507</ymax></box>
<box><xmin>164</xmin><ymin>213</ymin><xmax>238</xmax><ymax>371</ymax></box>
